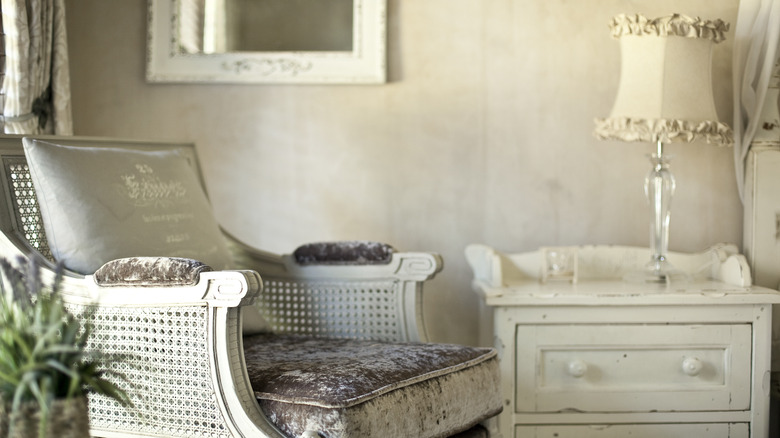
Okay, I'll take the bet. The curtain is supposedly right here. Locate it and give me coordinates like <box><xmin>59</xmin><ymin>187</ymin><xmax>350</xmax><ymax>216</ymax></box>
<box><xmin>732</xmin><ymin>0</ymin><xmax>780</xmax><ymax>200</ymax></box>
<box><xmin>1</xmin><ymin>0</ymin><xmax>72</xmax><ymax>135</ymax></box>
<box><xmin>178</xmin><ymin>0</ymin><xmax>228</xmax><ymax>54</ymax></box>
<box><xmin>179</xmin><ymin>0</ymin><xmax>206</xmax><ymax>54</ymax></box>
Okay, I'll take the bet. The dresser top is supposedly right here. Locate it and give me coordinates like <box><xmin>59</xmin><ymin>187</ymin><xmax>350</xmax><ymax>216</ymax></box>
<box><xmin>481</xmin><ymin>279</ymin><xmax>780</xmax><ymax>306</ymax></box>
<box><xmin>466</xmin><ymin>243</ymin><xmax>780</xmax><ymax>306</ymax></box>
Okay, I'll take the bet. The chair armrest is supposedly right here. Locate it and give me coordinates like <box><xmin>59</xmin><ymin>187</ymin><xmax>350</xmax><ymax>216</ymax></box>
<box><xmin>69</xmin><ymin>256</ymin><xmax>262</xmax><ymax>308</ymax></box>
<box><xmin>223</xmin><ymin>232</ymin><xmax>442</xmax><ymax>342</ymax></box>
<box><xmin>93</xmin><ymin>256</ymin><xmax>213</xmax><ymax>287</ymax></box>
<box><xmin>225</xmin><ymin>232</ymin><xmax>442</xmax><ymax>282</ymax></box>
<box><xmin>50</xmin><ymin>258</ymin><xmax>279</xmax><ymax>437</ymax></box>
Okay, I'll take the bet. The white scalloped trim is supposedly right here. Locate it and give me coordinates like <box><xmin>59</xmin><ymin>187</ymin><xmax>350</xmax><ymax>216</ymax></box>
<box><xmin>594</xmin><ymin>117</ymin><xmax>733</xmax><ymax>145</ymax></box>
<box><xmin>609</xmin><ymin>13</ymin><xmax>729</xmax><ymax>43</ymax></box>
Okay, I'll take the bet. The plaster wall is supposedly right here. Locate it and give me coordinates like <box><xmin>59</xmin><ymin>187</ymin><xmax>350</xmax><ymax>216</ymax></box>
<box><xmin>64</xmin><ymin>0</ymin><xmax>740</xmax><ymax>346</ymax></box>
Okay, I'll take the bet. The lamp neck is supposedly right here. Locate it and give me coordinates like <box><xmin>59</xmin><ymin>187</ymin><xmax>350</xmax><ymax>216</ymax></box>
<box><xmin>656</xmin><ymin>140</ymin><xmax>664</xmax><ymax>157</ymax></box>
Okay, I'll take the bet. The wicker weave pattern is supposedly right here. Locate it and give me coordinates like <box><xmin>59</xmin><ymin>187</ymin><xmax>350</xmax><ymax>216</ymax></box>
<box><xmin>66</xmin><ymin>303</ymin><xmax>232</xmax><ymax>438</ymax></box>
<box><xmin>259</xmin><ymin>279</ymin><xmax>403</xmax><ymax>342</ymax></box>
<box><xmin>4</xmin><ymin>158</ymin><xmax>53</xmax><ymax>261</ymax></box>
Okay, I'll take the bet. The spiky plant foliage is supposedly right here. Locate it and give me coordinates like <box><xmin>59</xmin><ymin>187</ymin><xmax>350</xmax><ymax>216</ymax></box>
<box><xmin>0</xmin><ymin>257</ymin><xmax>131</xmax><ymax>437</ymax></box>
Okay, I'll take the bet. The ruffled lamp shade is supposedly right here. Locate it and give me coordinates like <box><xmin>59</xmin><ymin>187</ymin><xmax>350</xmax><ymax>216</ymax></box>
<box><xmin>595</xmin><ymin>14</ymin><xmax>733</xmax><ymax>145</ymax></box>
<box><xmin>594</xmin><ymin>14</ymin><xmax>733</xmax><ymax>283</ymax></box>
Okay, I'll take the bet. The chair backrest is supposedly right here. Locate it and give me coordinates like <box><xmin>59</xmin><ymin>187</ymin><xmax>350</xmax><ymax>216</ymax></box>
<box><xmin>0</xmin><ymin>134</ymin><xmax>439</xmax><ymax>343</ymax></box>
<box><xmin>0</xmin><ymin>135</ymin><xmax>203</xmax><ymax>271</ymax></box>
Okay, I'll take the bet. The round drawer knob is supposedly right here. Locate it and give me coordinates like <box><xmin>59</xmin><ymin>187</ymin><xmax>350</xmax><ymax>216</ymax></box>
<box><xmin>682</xmin><ymin>357</ymin><xmax>703</xmax><ymax>376</ymax></box>
<box><xmin>567</xmin><ymin>359</ymin><xmax>588</xmax><ymax>378</ymax></box>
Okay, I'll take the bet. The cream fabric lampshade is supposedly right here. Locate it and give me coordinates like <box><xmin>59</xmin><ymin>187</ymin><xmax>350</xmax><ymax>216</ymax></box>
<box><xmin>594</xmin><ymin>14</ymin><xmax>733</xmax><ymax>145</ymax></box>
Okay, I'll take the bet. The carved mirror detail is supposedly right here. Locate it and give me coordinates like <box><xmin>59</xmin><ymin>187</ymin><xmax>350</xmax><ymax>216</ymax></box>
<box><xmin>147</xmin><ymin>0</ymin><xmax>386</xmax><ymax>84</ymax></box>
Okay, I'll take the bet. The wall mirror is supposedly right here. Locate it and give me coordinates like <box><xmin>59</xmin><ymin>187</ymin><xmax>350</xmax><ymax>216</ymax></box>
<box><xmin>147</xmin><ymin>0</ymin><xmax>386</xmax><ymax>84</ymax></box>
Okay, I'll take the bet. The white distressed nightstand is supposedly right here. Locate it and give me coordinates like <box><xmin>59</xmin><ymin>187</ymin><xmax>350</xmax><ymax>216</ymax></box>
<box><xmin>466</xmin><ymin>244</ymin><xmax>780</xmax><ymax>438</ymax></box>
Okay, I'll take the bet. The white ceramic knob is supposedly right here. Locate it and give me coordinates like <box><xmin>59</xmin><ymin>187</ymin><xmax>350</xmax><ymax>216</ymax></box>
<box><xmin>567</xmin><ymin>359</ymin><xmax>588</xmax><ymax>378</ymax></box>
<box><xmin>682</xmin><ymin>357</ymin><xmax>703</xmax><ymax>376</ymax></box>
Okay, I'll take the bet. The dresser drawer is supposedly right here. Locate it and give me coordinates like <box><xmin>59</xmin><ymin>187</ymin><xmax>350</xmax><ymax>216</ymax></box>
<box><xmin>515</xmin><ymin>423</ymin><xmax>749</xmax><ymax>438</ymax></box>
<box><xmin>515</xmin><ymin>324</ymin><xmax>751</xmax><ymax>413</ymax></box>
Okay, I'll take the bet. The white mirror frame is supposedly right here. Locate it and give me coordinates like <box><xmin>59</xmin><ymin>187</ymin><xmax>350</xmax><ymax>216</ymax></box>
<box><xmin>146</xmin><ymin>0</ymin><xmax>386</xmax><ymax>84</ymax></box>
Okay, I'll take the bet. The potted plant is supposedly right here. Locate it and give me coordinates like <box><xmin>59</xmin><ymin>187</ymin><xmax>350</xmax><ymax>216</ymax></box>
<box><xmin>0</xmin><ymin>257</ymin><xmax>131</xmax><ymax>438</ymax></box>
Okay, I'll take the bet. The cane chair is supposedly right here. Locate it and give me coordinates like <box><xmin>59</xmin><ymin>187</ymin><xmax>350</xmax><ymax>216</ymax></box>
<box><xmin>0</xmin><ymin>135</ymin><xmax>501</xmax><ymax>438</ymax></box>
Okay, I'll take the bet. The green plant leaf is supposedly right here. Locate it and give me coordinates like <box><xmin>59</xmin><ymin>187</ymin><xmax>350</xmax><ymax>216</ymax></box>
<box><xmin>0</xmin><ymin>256</ymin><xmax>133</xmax><ymax>420</ymax></box>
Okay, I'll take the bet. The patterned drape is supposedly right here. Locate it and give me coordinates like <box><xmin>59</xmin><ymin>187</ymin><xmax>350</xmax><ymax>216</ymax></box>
<box><xmin>732</xmin><ymin>0</ymin><xmax>780</xmax><ymax>200</ymax></box>
<box><xmin>1</xmin><ymin>0</ymin><xmax>72</xmax><ymax>135</ymax></box>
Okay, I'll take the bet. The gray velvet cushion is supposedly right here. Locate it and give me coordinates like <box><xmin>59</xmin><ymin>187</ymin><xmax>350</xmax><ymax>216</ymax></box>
<box><xmin>22</xmin><ymin>139</ymin><xmax>232</xmax><ymax>274</ymax></box>
<box><xmin>243</xmin><ymin>334</ymin><xmax>502</xmax><ymax>438</ymax></box>
<box><xmin>94</xmin><ymin>257</ymin><xmax>212</xmax><ymax>287</ymax></box>
<box><xmin>293</xmin><ymin>241</ymin><xmax>395</xmax><ymax>265</ymax></box>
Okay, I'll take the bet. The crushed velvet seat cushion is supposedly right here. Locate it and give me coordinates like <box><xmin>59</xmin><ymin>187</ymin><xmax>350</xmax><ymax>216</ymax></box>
<box><xmin>243</xmin><ymin>334</ymin><xmax>501</xmax><ymax>438</ymax></box>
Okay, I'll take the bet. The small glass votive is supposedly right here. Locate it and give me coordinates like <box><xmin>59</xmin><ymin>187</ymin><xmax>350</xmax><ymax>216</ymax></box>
<box><xmin>541</xmin><ymin>246</ymin><xmax>578</xmax><ymax>283</ymax></box>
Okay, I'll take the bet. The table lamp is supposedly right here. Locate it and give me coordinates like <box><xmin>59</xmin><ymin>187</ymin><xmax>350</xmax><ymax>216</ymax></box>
<box><xmin>594</xmin><ymin>13</ymin><xmax>733</xmax><ymax>283</ymax></box>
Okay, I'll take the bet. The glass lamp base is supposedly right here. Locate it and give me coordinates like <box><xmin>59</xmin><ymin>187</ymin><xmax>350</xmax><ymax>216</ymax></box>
<box><xmin>623</xmin><ymin>259</ymin><xmax>690</xmax><ymax>285</ymax></box>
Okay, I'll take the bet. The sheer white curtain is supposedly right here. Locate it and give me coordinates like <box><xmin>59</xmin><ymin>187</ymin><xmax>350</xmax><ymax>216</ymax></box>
<box><xmin>1</xmin><ymin>0</ymin><xmax>72</xmax><ymax>135</ymax></box>
<box><xmin>733</xmin><ymin>0</ymin><xmax>780</xmax><ymax>199</ymax></box>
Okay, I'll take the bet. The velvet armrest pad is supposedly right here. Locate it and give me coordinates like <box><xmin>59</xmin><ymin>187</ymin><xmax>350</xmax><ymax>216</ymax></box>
<box><xmin>94</xmin><ymin>257</ymin><xmax>213</xmax><ymax>287</ymax></box>
<box><xmin>293</xmin><ymin>241</ymin><xmax>396</xmax><ymax>265</ymax></box>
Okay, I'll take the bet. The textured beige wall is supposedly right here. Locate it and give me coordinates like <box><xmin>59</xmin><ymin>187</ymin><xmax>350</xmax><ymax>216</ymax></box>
<box><xmin>64</xmin><ymin>0</ymin><xmax>740</xmax><ymax>346</ymax></box>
